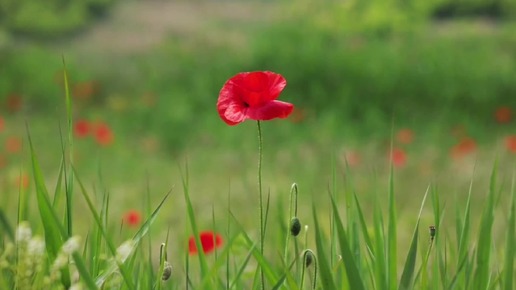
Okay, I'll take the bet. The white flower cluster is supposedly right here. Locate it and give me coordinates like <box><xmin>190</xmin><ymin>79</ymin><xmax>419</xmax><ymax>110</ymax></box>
<box><xmin>116</xmin><ymin>240</ymin><xmax>135</xmax><ymax>262</ymax></box>
<box><xmin>1</xmin><ymin>222</ymin><xmax>46</xmax><ymax>289</ymax></box>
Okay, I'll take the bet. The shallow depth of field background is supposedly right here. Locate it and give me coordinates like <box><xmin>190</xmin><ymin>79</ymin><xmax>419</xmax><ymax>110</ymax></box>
<box><xmin>1</xmin><ymin>0</ymin><xmax>515</xmax><ymax>256</ymax></box>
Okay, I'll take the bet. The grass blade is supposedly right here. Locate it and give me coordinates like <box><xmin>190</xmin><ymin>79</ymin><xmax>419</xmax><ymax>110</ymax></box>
<box><xmin>312</xmin><ymin>203</ymin><xmax>337</xmax><ymax>290</ymax></box>
<box><xmin>329</xmin><ymin>195</ymin><xmax>366</xmax><ymax>290</ymax></box>
<box><xmin>0</xmin><ymin>209</ymin><xmax>14</xmax><ymax>241</ymax></box>
<box><xmin>179</xmin><ymin>162</ymin><xmax>210</xmax><ymax>281</ymax></box>
<box><xmin>398</xmin><ymin>186</ymin><xmax>429</xmax><ymax>290</ymax></box>
<box><xmin>387</xmin><ymin>164</ymin><xmax>397</xmax><ymax>290</ymax></box>
<box><xmin>503</xmin><ymin>174</ymin><xmax>515</xmax><ymax>290</ymax></box>
<box><xmin>473</xmin><ymin>162</ymin><xmax>497</xmax><ymax>290</ymax></box>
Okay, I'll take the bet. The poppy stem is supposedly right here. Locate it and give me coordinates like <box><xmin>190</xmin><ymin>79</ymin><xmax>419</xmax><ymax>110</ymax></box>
<box><xmin>284</xmin><ymin>183</ymin><xmax>298</xmax><ymax>263</ymax></box>
<box><xmin>256</xmin><ymin>120</ymin><xmax>265</xmax><ymax>290</ymax></box>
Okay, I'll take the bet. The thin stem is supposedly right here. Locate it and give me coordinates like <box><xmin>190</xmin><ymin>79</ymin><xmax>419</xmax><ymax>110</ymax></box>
<box><xmin>284</xmin><ymin>183</ymin><xmax>298</xmax><ymax>263</ymax></box>
<box><xmin>257</xmin><ymin>120</ymin><xmax>265</xmax><ymax>290</ymax></box>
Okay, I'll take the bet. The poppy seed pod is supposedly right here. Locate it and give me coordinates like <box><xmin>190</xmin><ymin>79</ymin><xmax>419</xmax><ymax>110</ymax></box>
<box><xmin>290</xmin><ymin>217</ymin><xmax>301</xmax><ymax>236</ymax></box>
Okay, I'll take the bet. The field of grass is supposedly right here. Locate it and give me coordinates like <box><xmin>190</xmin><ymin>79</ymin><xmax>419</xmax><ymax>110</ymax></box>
<box><xmin>1</xmin><ymin>1</ymin><xmax>516</xmax><ymax>289</ymax></box>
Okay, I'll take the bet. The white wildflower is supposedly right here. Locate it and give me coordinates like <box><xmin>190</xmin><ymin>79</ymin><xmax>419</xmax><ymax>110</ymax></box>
<box><xmin>62</xmin><ymin>236</ymin><xmax>81</xmax><ymax>255</ymax></box>
<box><xmin>52</xmin><ymin>253</ymin><xmax>68</xmax><ymax>270</ymax></box>
<box><xmin>27</xmin><ymin>236</ymin><xmax>45</xmax><ymax>257</ymax></box>
<box><xmin>16</xmin><ymin>222</ymin><xmax>32</xmax><ymax>243</ymax></box>
<box><xmin>69</xmin><ymin>283</ymin><xmax>83</xmax><ymax>290</ymax></box>
<box><xmin>116</xmin><ymin>240</ymin><xmax>134</xmax><ymax>262</ymax></box>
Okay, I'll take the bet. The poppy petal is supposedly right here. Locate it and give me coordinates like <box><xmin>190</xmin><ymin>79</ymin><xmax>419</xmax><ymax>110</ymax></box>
<box><xmin>246</xmin><ymin>100</ymin><xmax>293</xmax><ymax>121</ymax></box>
<box><xmin>224</xmin><ymin>102</ymin><xmax>248</xmax><ymax>124</ymax></box>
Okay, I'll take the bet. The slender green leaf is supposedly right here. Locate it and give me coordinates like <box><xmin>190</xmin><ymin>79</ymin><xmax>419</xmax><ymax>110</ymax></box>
<box><xmin>503</xmin><ymin>174</ymin><xmax>515</xmax><ymax>290</ymax></box>
<box><xmin>387</xmin><ymin>165</ymin><xmax>397</xmax><ymax>290</ymax></box>
<box><xmin>473</xmin><ymin>163</ymin><xmax>497</xmax><ymax>290</ymax></box>
<box><xmin>329</xmin><ymin>195</ymin><xmax>366</xmax><ymax>290</ymax></box>
<box><xmin>72</xmin><ymin>252</ymin><xmax>98</xmax><ymax>290</ymax></box>
<box><xmin>0</xmin><ymin>209</ymin><xmax>14</xmax><ymax>241</ymax></box>
<box><xmin>312</xmin><ymin>204</ymin><xmax>337</xmax><ymax>290</ymax></box>
<box><xmin>180</xmin><ymin>162</ymin><xmax>210</xmax><ymax>282</ymax></box>
<box><xmin>74</xmin><ymin>171</ymin><xmax>136</xmax><ymax>289</ymax></box>
<box><xmin>398</xmin><ymin>186</ymin><xmax>429</xmax><ymax>290</ymax></box>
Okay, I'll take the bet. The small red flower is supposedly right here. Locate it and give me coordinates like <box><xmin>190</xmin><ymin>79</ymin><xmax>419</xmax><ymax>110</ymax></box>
<box><xmin>123</xmin><ymin>210</ymin><xmax>141</xmax><ymax>227</ymax></box>
<box><xmin>506</xmin><ymin>135</ymin><xmax>516</xmax><ymax>153</ymax></box>
<box><xmin>217</xmin><ymin>71</ymin><xmax>294</xmax><ymax>125</ymax></box>
<box><xmin>74</xmin><ymin>119</ymin><xmax>90</xmax><ymax>138</ymax></box>
<box><xmin>390</xmin><ymin>148</ymin><xmax>407</xmax><ymax>168</ymax></box>
<box><xmin>5</xmin><ymin>136</ymin><xmax>22</xmax><ymax>153</ymax></box>
<box><xmin>451</xmin><ymin>137</ymin><xmax>477</xmax><ymax>159</ymax></box>
<box><xmin>396</xmin><ymin>128</ymin><xmax>414</xmax><ymax>145</ymax></box>
<box><xmin>94</xmin><ymin>122</ymin><xmax>114</xmax><ymax>146</ymax></box>
<box><xmin>188</xmin><ymin>231</ymin><xmax>223</xmax><ymax>255</ymax></box>
<box><xmin>495</xmin><ymin>106</ymin><xmax>512</xmax><ymax>124</ymax></box>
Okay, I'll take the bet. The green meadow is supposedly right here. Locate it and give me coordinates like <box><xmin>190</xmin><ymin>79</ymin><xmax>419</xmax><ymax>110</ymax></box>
<box><xmin>0</xmin><ymin>0</ymin><xmax>515</xmax><ymax>289</ymax></box>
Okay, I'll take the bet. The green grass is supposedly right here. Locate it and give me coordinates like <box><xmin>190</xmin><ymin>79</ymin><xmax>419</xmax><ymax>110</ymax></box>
<box><xmin>0</xmin><ymin>86</ymin><xmax>515</xmax><ymax>288</ymax></box>
<box><xmin>1</xmin><ymin>2</ymin><xmax>516</xmax><ymax>288</ymax></box>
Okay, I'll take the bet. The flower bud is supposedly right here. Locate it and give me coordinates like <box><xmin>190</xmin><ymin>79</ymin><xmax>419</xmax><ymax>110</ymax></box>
<box><xmin>290</xmin><ymin>217</ymin><xmax>301</xmax><ymax>236</ymax></box>
<box><xmin>304</xmin><ymin>251</ymin><xmax>313</xmax><ymax>268</ymax></box>
<box><xmin>162</xmin><ymin>261</ymin><xmax>172</xmax><ymax>281</ymax></box>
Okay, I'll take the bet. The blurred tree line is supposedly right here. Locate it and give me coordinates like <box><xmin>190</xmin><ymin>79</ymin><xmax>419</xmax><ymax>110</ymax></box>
<box><xmin>0</xmin><ymin>0</ymin><xmax>115</xmax><ymax>38</ymax></box>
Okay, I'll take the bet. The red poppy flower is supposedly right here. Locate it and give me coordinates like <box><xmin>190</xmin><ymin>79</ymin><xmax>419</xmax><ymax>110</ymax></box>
<box><xmin>94</xmin><ymin>122</ymin><xmax>114</xmax><ymax>146</ymax></box>
<box><xmin>451</xmin><ymin>137</ymin><xmax>477</xmax><ymax>159</ymax></box>
<box><xmin>217</xmin><ymin>71</ymin><xmax>294</xmax><ymax>125</ymax></box>
<box><xmin>506</xmin><ymin>135</ymin><xmax>516</xmax><ymax>153</ymax></box>
<box><xmin>188</xmin><ymin>231</ymin><xmax>223</xmax><ymax>255</ymax></box>
<box><xmin>74</xmin><ymin>119</ymin><xmax>90</xmax><ymax>138</ymax></box>
<box><xmin>123</xmin><ymin>210</ymin><xmax>141</xmax><ymax>227</ymax></box>
<box><xmin>5</xmin><ymin>136</ymin><xmax>22</xmax><ymax>153</ymax></box>
<box><xmin>495</xmin><ymin>106</ymin><xmax>512</xmax><ymax>124</ymax></box>
<box><xmin>396</xmin><ymin>128</ymin><xmax>414</xmax><ymax>145</ymax></box>
<box><xmin>390</xmin><ymin>148</ymin><xmax>407</xmax><ymax>168</ymax></box>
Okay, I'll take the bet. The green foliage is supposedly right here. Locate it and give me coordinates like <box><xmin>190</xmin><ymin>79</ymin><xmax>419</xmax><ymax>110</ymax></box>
<box><xmin>0</xmin><ymin>0</ymin><xmax>115</xmax><ymax>38</ymax></box>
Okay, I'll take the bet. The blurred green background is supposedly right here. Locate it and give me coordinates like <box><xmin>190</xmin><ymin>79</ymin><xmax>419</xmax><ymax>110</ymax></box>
<box><xmin>1</xmin><ymin>0</ymin><xmax>515</xmax><ymax>230</ymax></box>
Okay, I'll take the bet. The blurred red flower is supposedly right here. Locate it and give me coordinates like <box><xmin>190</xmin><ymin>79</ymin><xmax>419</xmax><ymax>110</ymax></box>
<box><xmin>343</xmin><ymin>150</ymin><xmax>361</xmax><ymax>167</ymax></box>
<box><xmin>451</xmin><ymin>137</ymin><xmax>477</xmax><ymax>159</ymax></box>
<box><xmin>123</xmin><ymin>210</ymin><xmax>141</xmax><ymax>227</ymax></box>
<box><xmin>94</xmin><ymin>122</ymin><xmax>114</xmax><ymax>146</ymax></box>
<box><xmin>188</xmin><ymin>231</ymin><xmax>223</xmax><ymax>255</ymax></box>
<box><xmin>74</xmin><ymin>119</ymin><xmax>90</xmax><ymax>138</ymax></box>
<box><xmin>16</xmin><ymin>173</ymin><xmax>29</xmax><ymax>190</ymax></box>
<box><xmin>390</xmin><ymin>148</ymin><xmax>407</xmax><ymax>168</ymax></box>
<box><xmin>506</xmin><ymin>135</ymin><xmax>516</xmax><ymax>153</ymax></box>
<box><xmin>495</xmin><ymin>106</ymin><xmax>512</xmax><ymax>124</ymax></box>
<box><xmin>72</xmin><ymin>81</ymin><xmax>99</xmax><ymax>101</ymax></box>
<box><xmin>217</xmin><ymin>71</ymin><xmax>294</xmax><ymax>125</ymax></box>
<box><xmin>396</xmin><ymin>128</ymin><xmax>414</xmax><ymax>145</ymax></box>
<box><xmin>5</xmin><ymin>136</ymin><xmax>22</xmax><ymax>153</ymax></box>
<box><xmin>6</xmin><ymin>94</ymin><xmax>23</xmax><ymax>113</ymax></box>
